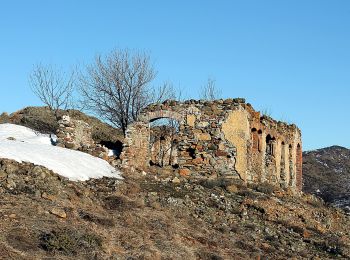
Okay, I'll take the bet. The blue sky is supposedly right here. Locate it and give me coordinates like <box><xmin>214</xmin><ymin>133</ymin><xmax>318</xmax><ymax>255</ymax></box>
<box><xmin>0</xmin><ymin>0</ymin><xmax>349</xmax><ymax>150</ymax></box>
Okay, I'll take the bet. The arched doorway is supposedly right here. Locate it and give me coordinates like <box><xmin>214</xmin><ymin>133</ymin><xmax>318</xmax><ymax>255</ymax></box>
<box><xmin>149</xmin><ymin>118</ymin><xmax>180</xmax><ymax>167</ymax></box>
<box><xmin>122</xmin><ymin>110</ymin><xmax>184</xmax><ymax>169</ymax></box>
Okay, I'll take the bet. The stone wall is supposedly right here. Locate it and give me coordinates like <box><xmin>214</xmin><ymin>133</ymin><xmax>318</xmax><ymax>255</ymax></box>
<box><xmin>56</xmin><ymin>115</ymin><xmax>110</xmax><ymax>161</ymax></box>
<box><xmin>121</xmin><ymin>98</ymin><xmax>303</xmax><ymax>191</ymax></box>
<box><xmin>56</xmin><ymin>115</ymin><xmax>94</xmax><ymax>150</ymax></box>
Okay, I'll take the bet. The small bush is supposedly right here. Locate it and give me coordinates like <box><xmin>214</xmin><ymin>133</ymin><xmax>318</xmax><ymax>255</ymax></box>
<box><xmin>39</xmin><ymin>229</ymin><xmax>102</xmax><ymax>256</ymax></box>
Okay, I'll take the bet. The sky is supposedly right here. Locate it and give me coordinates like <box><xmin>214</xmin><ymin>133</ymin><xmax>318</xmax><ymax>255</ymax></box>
<box><xmin>0</xmin><ymin>0</ymin><xmax>349</xmax><ymax>150</ymax></box>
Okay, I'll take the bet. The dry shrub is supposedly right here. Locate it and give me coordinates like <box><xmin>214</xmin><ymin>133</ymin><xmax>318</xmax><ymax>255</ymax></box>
<box><xmin>39</xmin><ymin>228</ymin><xmax>102</xmax><ymax>256</ymax></box>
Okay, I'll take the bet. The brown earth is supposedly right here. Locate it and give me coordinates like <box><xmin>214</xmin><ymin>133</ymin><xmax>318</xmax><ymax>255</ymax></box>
<box><xmin>0</xmin><ymin>159</ymin><xmax>349</xmax><ymax>259</ymax></box>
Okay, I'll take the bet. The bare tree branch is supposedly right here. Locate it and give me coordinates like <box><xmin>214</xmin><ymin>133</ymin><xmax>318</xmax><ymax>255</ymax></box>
<box><xmin>79</xmin><ymin>49</ymin><xmax>174</xmax><ymax>136</ymax></box>
<box><xmin>29</xmin><ymin>64</ymin><xmax>75</xmax><ymax>118</ymax></box>
<box><xmin>199</xmin><ymin>77</ymin><xmax>221</xmax><ymax>100</ymax></box>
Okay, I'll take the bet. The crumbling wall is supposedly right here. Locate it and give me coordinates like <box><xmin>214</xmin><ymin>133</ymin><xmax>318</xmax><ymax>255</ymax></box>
<box><xmin>56</xmin><ymin>115</ymin><xmax>94</xmax><ymax>149</ymax></box>
<box><xmin>120</xmin><ymin>121</ymin><xmax>149</xmax><ymax>169</ymax></box>
<box><xmin>56</xmin><ymin>115</ymin><xmax>110</xmax><ymax>160</ymax></box>
<box><xmin>121</xmin><ymin>98</ymin><xmax>303</xmax><ymax>191</ymax></box>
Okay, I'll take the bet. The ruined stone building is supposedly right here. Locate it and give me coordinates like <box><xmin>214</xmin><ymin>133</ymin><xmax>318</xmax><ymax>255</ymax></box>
<box><xmin>121</xmin><ymin>98</ymin><xmax>303</xmax><ymax>191</ymax></box>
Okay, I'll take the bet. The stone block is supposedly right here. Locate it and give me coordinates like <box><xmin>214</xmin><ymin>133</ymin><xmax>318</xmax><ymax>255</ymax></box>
<box><xmin>179</xmin><ymin>168</ymin><xmax>191</xmax><ymax>177</ymax></box>
<box><xmin>192</xmin><ymin>157</ymin><xmax>203</xmax><ymax>165</ymax></box>
<box><xmin>197</xmin><ymin>121</ymin><xmax>209</xmax><ymax>128</ymax></box>
<box><xmin>186</xmin><ymin>114</ymin><xmax>196</xmax><ymax>127</ymax></box>
<box><xmin>194</xmin><ymin>132</ymin><xmax>211</xmax><ymax>141</ymax></box>
<box><xmin>215</xmin><ymin>150</ymin><xmax>228</xmax><ymax>157</ymax></box>
<box><xmin>65</xmin><ymin>142</ymin><xmax>75</xmax><ymax>149</ymax></box>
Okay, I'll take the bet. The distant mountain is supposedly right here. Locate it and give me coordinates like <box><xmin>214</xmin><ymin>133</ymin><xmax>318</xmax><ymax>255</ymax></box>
<box><xmin>303</xmin><ymin>146</ymin><xmax>350</xmax><ymax>213</ymax></box>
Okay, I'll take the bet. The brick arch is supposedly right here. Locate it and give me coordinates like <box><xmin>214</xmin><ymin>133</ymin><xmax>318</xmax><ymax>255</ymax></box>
<box><xmin>138</xmin><ymin>110</ymin><xmax>184</xmax><ymax>124</ymax></box>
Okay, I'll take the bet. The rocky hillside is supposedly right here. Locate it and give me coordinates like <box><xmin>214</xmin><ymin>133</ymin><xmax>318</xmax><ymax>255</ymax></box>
<box><xmin>303</xmin><ymin>146</ymin><xmax>350</xmax><ymax>213</ymax></box>
<box><xmin>0</xmin><ymin>158</ymin><xmax>349</xmax><ymax>259</ymax></box>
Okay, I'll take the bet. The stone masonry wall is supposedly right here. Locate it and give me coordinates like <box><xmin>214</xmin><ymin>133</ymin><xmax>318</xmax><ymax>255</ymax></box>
<box><xmin>121</xmin><ymin>98</ymin><xmax>303</xmax><ymax>191</ymax></box>
<box><xmin>56</xmin><ymin>115</ymin><xmax>110</xmax><ymax>161</ymax></box>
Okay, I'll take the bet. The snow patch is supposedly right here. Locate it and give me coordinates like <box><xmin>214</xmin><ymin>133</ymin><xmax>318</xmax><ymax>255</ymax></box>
<box><xmin>0</xmin><ymin>124</ymin><xmax>122</xmax><ymax>181</ymax></box>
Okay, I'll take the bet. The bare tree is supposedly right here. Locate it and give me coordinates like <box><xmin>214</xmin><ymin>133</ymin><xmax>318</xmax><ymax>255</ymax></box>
<box><xmin>29</xmin><ymin>64</ymin><xmax>75</xmax><ymax>118</ymax></box>
<box><xmin>199</xmin><ymin>77</ymin><xmax>221</xmax><ymax>100</ymax></box>
<box><xmin>79</xmin><ymin>49</ymin><xmax>172</xmax><ymax>136</ymax></box>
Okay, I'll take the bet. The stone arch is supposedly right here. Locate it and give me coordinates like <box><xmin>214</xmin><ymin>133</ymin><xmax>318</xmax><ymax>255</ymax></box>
<box><xmin>257</xmin><ymin>129</ymin><xmax>262</xmax><ymax>152</ymax></box>
<box><xmin>149</xmin><ymin>117</ymin><xmax>180</xmax><ymax>168</ymax></box>
<box><xmin>266</xmin><ymin>134</ymin><xmax>275</xmax><ymax>156</ymax></box>
<box><xmin>138</xmin><ymin>110</ymin><xmax>184</xmax><ymax>124</ymax></box>
<box><xmin>251</xmin><ymin>128</ymin><xmax>259</xmax><ymax>152</ymax></box>
<box><xmin>250</xmin><ymin>128</ymin><xmax>264</xmax><ymax>182</ymax></box>
<box><xmin>122</xmin><ymin>109</ymin><xmax>184</xmax><ymax>169</ymax></box>
<box><xmin>265</xmin><ymin>134</ymin><xmax>277</xmax><ymax>182</ymax></box>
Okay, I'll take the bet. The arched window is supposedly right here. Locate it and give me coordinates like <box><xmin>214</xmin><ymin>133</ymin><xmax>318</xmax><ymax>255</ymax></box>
<box><xmin>266</xmin><ymin>134</ymin><xmax>275</xmax><ymax>156</ymax></box>
<box><xmin>280</xmin><ymin>141</ymin><xmax>286</xmax><ymax>181</ymax></box>
<box><xmin>251</xmin><ymin>128</ymin><xmax>259</xmax><ymax>151</ymax></box>
<box><xmin>258</xmin><ymin>130</ymin><xmax>262</xmax><ymax>152</ymax></box>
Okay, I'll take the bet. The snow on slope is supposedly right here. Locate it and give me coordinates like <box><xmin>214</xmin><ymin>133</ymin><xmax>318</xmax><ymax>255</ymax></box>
<box><xmin>0</xmin><ymin>123</ymin><xmax>122</xmax><ymax>181</ymax></box>
<box><xmin>0</xmin><ymin>123</ymin><xmax>52</xmax><ymax>145</ymax></box>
